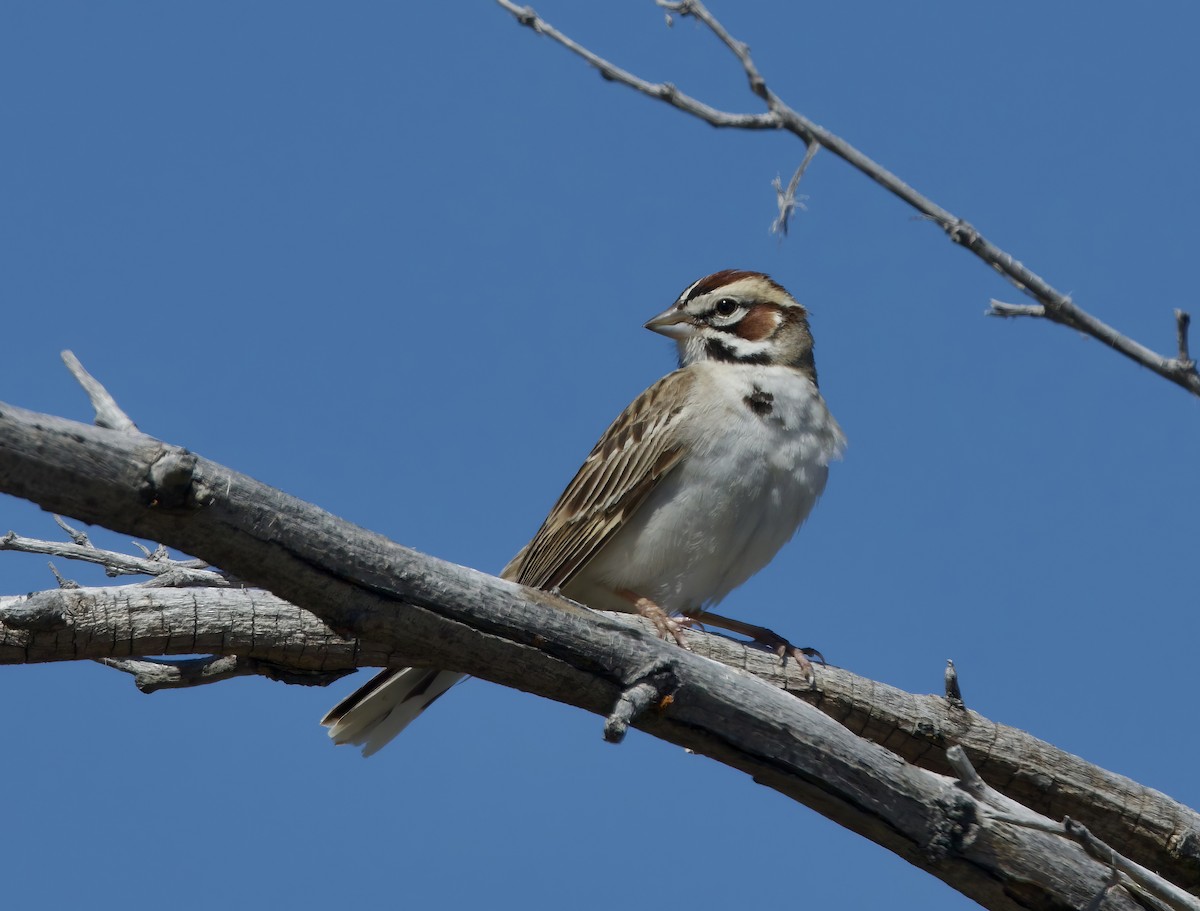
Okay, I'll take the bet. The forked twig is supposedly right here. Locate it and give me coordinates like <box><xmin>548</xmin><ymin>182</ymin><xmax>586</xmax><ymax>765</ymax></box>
<box><xmin>0</xmin><ymin>530</ymin><xmax>227</xmax><ymax>586</ymax></box>
<box><xmin>496</xmin><ymin>1</ymin><xmax>777</xmax><ymax>130</ymax></box>
<box><xmin>947</xmin><ymin>746</ymin><xmax>1200</xmax><ymax>911</ymax></box>
<box><xmin>771</xmin><ymin>142</ymin><xmax>819</xmax><ymax>237</ymax></box>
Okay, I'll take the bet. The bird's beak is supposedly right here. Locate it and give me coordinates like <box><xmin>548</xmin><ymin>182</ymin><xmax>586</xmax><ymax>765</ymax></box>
<box><xmin>644</xmin><ymin>305</ymin><xmax>695</xmax><ymax>340</ymax></box>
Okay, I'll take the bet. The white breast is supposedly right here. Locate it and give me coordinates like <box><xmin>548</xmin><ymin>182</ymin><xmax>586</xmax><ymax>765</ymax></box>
<box><xmin>566</xmin><ymin>361</ymin><xmax>845</xmax><ymax>615</ymax></box>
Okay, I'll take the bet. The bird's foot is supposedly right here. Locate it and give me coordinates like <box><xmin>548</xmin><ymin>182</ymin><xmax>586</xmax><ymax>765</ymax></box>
<box><xmin>753</xmin><ymin>630</ymin><xmax>824</xmax><ymax>680</ymax></box>
<box><xmin>682</xmin><ymin>610</ymin><xmax>824</xmax><ymax>681</ymax></box>
<box><xmin>617</xmin><ymin>589</ymin><xmax>690</xmax><ymax>649</ymax></box>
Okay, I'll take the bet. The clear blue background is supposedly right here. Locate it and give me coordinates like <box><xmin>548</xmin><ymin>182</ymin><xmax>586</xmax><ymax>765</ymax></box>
<box><xmin>2</xmin><ymin>3</ymin><xmax>1197</xmax><ymax>908</ymax></box>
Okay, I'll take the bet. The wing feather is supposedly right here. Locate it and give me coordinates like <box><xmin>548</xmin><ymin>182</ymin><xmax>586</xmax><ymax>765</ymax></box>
<box><xmin>504</xmin><ymin>369</ymin><xmax>693</xmax><ymax>590</ymax></box>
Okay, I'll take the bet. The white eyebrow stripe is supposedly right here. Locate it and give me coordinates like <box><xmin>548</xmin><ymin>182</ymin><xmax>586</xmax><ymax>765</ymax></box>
<box><xmin>678</xmin><ymin>275</ymin><xmax>708</xmax><ymax>303</ymax></box>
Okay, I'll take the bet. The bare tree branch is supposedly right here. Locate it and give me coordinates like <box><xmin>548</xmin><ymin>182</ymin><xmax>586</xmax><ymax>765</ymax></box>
<box><xmin>949</xmin><ymin>745</ymin><xmax>1200</xmax><ymax>911</ymax></box>
<box><xmin>1</xmin><ymin>530</ymin><xmax>227</xmax><ymax>586</ymax></box>
<box><xmin>495</xmin><ymin>0</ymin><xmax>1200</xmax><ymax>398</ymax></box>
<box><xmin>946</xmin><ymin>749</ymin><xmax>1197</xmax><ymax>911</ymax></box>
<box><xmin>5</xmin><ymin>573</ymin><xmax>1197</xmax><ymax>894</ymax></box>
<box><xmin>0</xmin><ymin>585</ymin><xmax>375</xmax><ymax>668</ymax></box>
<box><xmin>1058</xmin><ymin>817</ymin><xmax>1200</xmax><ymax>911</ymax></box>
<box><xmin>0</xmin><ymin>396</ymin><xmax>1197</xmax><ymax>907</ymax></box>
<box><xmin>988</xmin><ymin>296</ymin><xmax>1199</xmax><ymax>392</ymax></box>
<box><xmin>496</xmin><ymin>1</ymin><xmax>779</xmax><ymax>130</ymax></box>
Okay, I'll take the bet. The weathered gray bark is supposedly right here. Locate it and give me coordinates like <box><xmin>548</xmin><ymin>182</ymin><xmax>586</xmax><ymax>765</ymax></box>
<box><xmin>1</xmin><ymin>398</ymin><xmax>1196</xmax><ymax>911</ymax></box>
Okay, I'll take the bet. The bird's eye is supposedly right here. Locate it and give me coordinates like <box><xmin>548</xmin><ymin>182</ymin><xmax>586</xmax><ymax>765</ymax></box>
<box><xmin>714</xmin><ymin>298</ymin><xmax>739</xmax><ymax>317</ymax></box>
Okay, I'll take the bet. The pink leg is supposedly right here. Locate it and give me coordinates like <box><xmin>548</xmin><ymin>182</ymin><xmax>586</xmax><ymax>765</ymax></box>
<box><xmin>616</xmin><ymin>589</ymin><xmax>690</xmax><ymax>649</ymax></box>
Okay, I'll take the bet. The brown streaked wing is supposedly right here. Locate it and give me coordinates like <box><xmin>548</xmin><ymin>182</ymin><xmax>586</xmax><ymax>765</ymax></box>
<box><xmin>503</xmin><ymin>368</ymin><xmax>694</xmax><ymax>591</ymax></box>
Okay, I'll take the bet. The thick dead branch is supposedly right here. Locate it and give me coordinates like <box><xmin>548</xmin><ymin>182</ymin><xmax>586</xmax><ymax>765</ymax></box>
<box><xmin>495</xmin><ymin>1</ymin><xmax>1200</xmax><ymax>398</ymax></box>
<box><xmin>0</xmin><ymin>398</ymin><xmax>1196</xmax><ymax>908</ymax></box>
<box><xmin>6</xmin><ymin>577</ymin><xmax>1196</xmax><ymax>893</ymax></box>
<box><xmin>0</xmin><ymin>585</ymin><xmax>374</xmax><ymax>668</ymax></box>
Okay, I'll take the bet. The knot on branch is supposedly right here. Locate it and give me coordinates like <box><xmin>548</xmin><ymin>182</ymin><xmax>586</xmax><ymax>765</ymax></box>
<box><xmin>944</xmin><ymin>219</ymin><xmax>980</xmax><ymax>248</ymax></box>
<box><xmin>604</xmin><ymin>659</ymin><xmax>680</xmax><ymax>744</ymax></box>
<box><xmin>657</xmin><ymin>82</ymin><xmax>679</xmax><ymax>102</ymax></box>
<box><xmin>514</xmin><ymin>5</ymin><xmax>537</xmax><ymax>28</ymax></box>
<box><xmin>927</xmin><ymin>788</ymin><xmax>981</xmax><ymax>861</ymax></box>
<box><xmin>143</xmin><ymin>447</ymin><xmax>201</xmax><ymax>510</ymax></box>
<box><xmin>1170</xmin><ymin>829</ymin><xmax>1200</xmax><ymax>871</ymax></box>
<box><xmin>1174</xmin><ymin>309</ymin><xmax>1196</xmax><ymax>372</ymax></box>
<box><xmin>0</xmin><ymin>591</ymin><xmax>70</xmax><ymax>631</ymax></box>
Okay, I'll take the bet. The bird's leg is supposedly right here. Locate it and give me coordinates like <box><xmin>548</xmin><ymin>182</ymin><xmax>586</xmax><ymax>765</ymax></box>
<box><xmin>616</xmin><ymin>589</ymin><xmax>690</xmax><ymax>649</ymax></box>
<box><xmin>681</xmin><ymin>610</ymin><xmax>824</xmax><ymax>677</ymax></box>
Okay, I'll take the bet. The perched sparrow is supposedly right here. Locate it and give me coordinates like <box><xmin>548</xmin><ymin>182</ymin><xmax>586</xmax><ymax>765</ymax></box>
<box><xmin>322</xmin><ymin>270</ymin><xmax>845</xmax><ymax>755</ymax></box>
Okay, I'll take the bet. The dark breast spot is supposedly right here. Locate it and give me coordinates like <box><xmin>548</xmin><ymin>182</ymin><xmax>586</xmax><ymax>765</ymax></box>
<box><xmin>744</xmin><ymin>386</ymin><xmax>774</xmax><ymax>417</ymax></box>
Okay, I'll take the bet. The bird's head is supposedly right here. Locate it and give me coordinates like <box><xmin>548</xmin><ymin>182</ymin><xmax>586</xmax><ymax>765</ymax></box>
<box><xmin>645</xmin><ymin>270</ymin><xmax>817</xmax><ymax>382</ymax></box>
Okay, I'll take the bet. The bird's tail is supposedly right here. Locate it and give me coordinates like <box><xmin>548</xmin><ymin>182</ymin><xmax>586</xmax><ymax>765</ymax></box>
<box><xmin>320</xmin><ymin>667</ymin><xmax>466</xmax><ymax>757</ymax></box>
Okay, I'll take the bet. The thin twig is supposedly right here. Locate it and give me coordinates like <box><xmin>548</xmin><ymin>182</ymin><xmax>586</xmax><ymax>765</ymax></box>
<box><xmin>0</xmin><ymin>531</ymin><xmax>227</xmax><ymax>586</ymax></box>
<box><xmin>952</xmin><ymin>746</ymin><xmax>1199</xmax><ymax>911</ymax></box>
<box><xmin>983</xmin><ymin>806</ymin><xmax>1199</xmax><ymax>911</ymax></box>
<box><xmin>771</xmin><ymin>142</ymin><xmax>818</xmax><ymax>236</ymax></box>
<box><xmin>988</xmin><ymin>300</ymin><xmax>1045</xmax><ymax>319</ymax></box>
<box><xmin>989</xmin><ymin>296</ymin><xmax>1200</xmax><ymax>392</ymax></box>
<box><xmin>60</xmin><ymin>350</ymin><xmax>138</xmax><ymax>432</ymax></box>
<box><xmin>1060</xmin><ymin>817</ymin><xmax>1198</xmax><ymax>911</ymax></box>
<box><xmin>495</xmin><ymin>2</ymin><xmax>778</xmax><ymax>131</ymax></box>
<box><xmin>53</xmin><ymin>514</ymin><xmax>91</xmax><ymax>547</ymax></box>
<box><xmin>46</xmin><ymin>562</ymin><xmax>79</xmax><ymax>590</ymax></box>
<box><xmin>495</xmin><ymin>1</ymin><xmax>1200</xmax><ymax>399</ymax></box>
<box><xmin>658</xmin><ymin>1</ymin><xmax>772</xmax><ymax>104</ymax></box>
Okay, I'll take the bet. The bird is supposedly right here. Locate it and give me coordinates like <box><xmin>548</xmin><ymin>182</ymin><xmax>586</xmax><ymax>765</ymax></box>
<box><xmin>321</xmin><ymin>269</ymin><xmax>845</xmax><ymax>755</ymax></box>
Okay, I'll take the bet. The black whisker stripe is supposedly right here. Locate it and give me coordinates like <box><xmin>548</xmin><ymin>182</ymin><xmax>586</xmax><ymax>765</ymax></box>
<box><xmin>704</xmin><ymin>337</ymin><xmax>772</xmax><ymax>365</ymax></box>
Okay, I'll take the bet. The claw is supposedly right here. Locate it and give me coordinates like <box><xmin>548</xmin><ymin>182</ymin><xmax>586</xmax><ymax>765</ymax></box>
<box><xmin>616</xmin><ymin>589</ymin><xmax>691</xmax><ymax>649</ymax></box>
<box><xmin>683</xmin><ymin>610</ymin><xmax>825</xmax><ymax>682</ymax></box>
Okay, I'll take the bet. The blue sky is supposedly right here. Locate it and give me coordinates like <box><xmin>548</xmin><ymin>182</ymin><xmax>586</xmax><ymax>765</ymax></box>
<box><xmin>2</xmin><ymin>3</ymin><xmax>1197</xmax><ymax>909</ymax></box>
